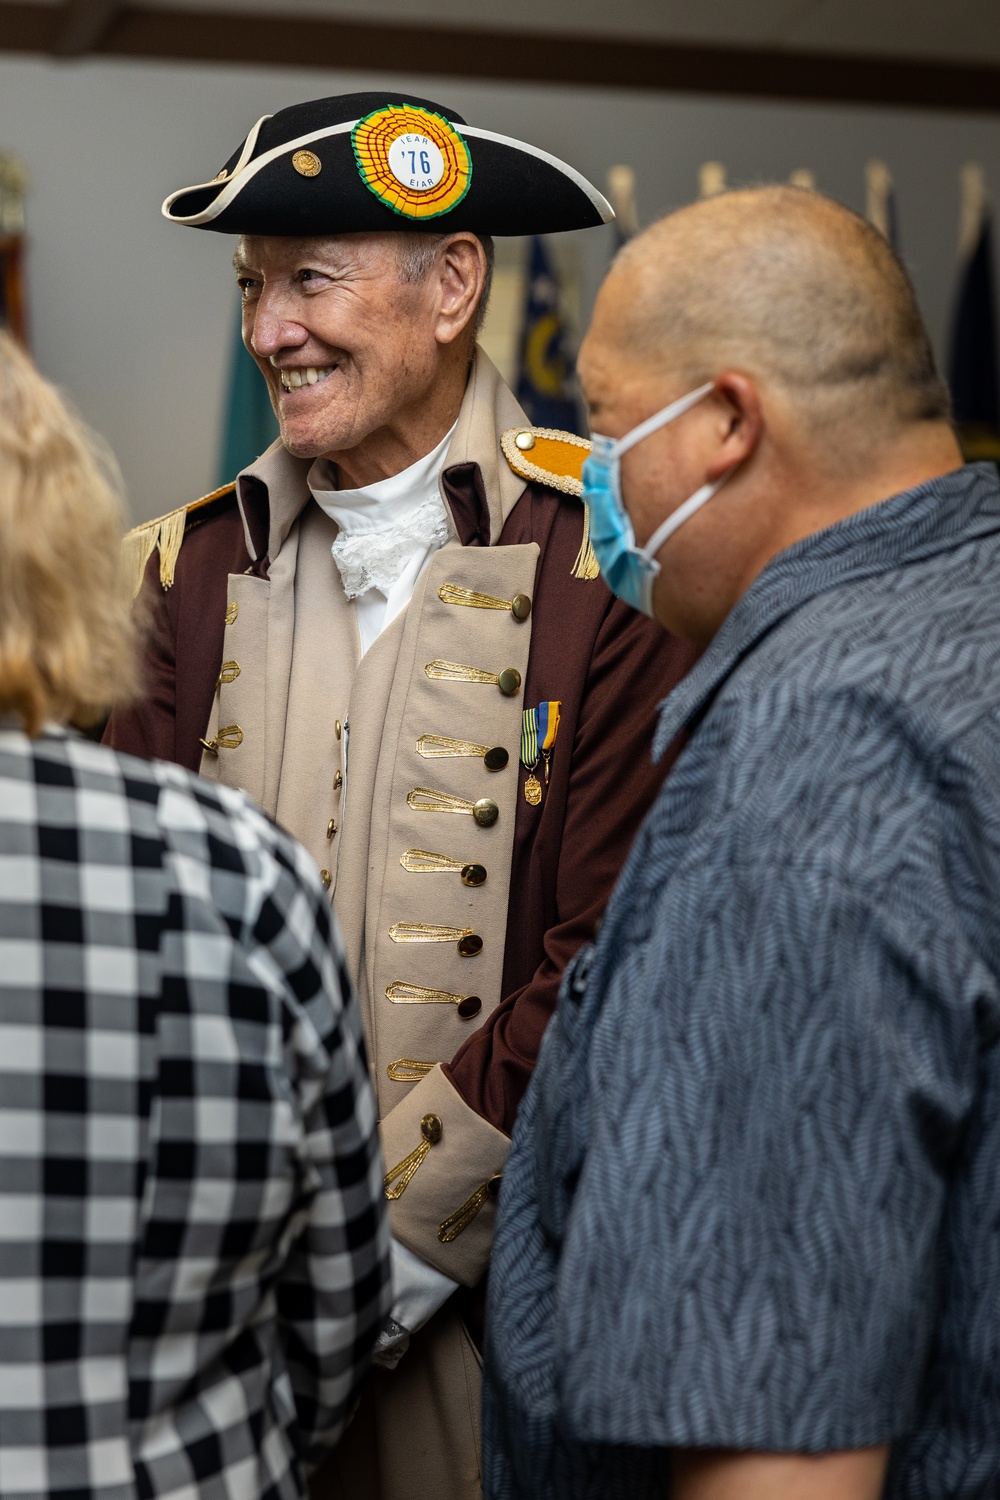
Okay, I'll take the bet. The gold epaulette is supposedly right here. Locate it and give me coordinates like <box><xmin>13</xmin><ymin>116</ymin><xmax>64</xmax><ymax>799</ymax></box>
<box><xmin>500</xmin><ymin>426</ymin><xmax>599</xmax><ymax>580</ymax></box>
<box><xmin>122</xmin><ymin>481</ymin><xmax>237</xmax><ymax>601</ymax></box>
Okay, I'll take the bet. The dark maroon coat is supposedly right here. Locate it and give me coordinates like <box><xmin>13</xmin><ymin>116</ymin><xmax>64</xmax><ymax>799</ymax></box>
<box><xmin>106</xmin><ymin>463</ymin><xmax>697</xmax><ymax>1136</ymax></box>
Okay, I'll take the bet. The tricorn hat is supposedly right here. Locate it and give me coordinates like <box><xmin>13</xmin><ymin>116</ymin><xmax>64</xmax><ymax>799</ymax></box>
<box><xmin>162</xmin><ymin>91</ymin><xmax>613</xmax><ymax>237</ymax></box>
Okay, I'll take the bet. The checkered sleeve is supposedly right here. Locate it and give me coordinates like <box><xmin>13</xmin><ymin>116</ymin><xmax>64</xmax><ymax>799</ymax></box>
<box><xmin>127</xmin><ymin>766</ymin><xmax>390</xmax><ymax>1496</ymax></box>
<box><xmin>247</xmin><ymin>833</ymin><xmax>392</xmax><ymax>1466</ymax></box>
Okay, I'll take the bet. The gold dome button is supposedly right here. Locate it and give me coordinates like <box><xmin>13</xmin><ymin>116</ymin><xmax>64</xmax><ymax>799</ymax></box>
<box><xmin>420</xmin><ymin>1113</ymin><xmax>443</xmax><ymax>1144</ymax></box>
<box><xmin>497</xmin><ymin>667</ymin><xmax>521</xmax><ymax>697</ymax></box>
<box><xmin>483</xmin><ymin>746</ymin><xmax>509</xmax><ymax>771</ymax></box>
<box><xmin>511</xmin><ymin>594</ymin><xmax>531</xmax><ymax>621</ymax></box>
<box><xmin>457</xmin><ymin>995</ymin><xmax>483</xmax><ymax>1018</ymax></box>
<box><xmin>333</xmin><ymin>771</ymin><xmax>343</xmax><ymax>790</ymax></box>
<box><xmin>292</xmin><ymin>149</ymin><xmax>322</xmax><ymax>177</ymax></box>
<box><xmin>473</xmin><ymin>798</ymin><xmax>499</xmax><ymax>827</ymax></box>
<box><xmin>460</xmin><ymin>863</ymin><xmax>487</xmax><ymax>887</ymax></box>
<box><xmin>457</xmin><ymin>933</ymin><xmax>483</xmax><ymax>957</ymax></box>
<box><xmin>335</xmin><ymin>720</ymin><xmax>342</xmax><ymax>739</ymax></box>
<box><xmin>320</xmin><ymin>869</ymin><xmax>332</xmax><ymax>889</ymax></box>
<box><xmin>514</xmin><ymin>430</ymin><xmax>535</xmax><ymax>451</ymax></box>
<box><xmin>326</xmin><ymin>819</ymin><xmax>338</xmax><ymax>840</ymax></box>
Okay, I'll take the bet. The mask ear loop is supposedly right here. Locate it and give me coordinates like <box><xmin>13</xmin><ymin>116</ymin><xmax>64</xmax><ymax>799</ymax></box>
<box><xmin>612</xmin><ymin>382</ymin><xmax>715</xmax><ymax>459</ymax></box>
<box><xmin>640</xmin><ymin>464</ymin><xmax>737</xmax><ymax>565</ymax></box>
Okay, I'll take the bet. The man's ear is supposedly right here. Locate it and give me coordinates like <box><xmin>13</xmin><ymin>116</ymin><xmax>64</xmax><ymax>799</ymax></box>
<box><xmin>434</xmin><ymin>234</ymin><xmax>487</xmax><ymax>347</ymax></box>
<box><xmin>707</xmin><ymin>372</ymin><xmax>764</xmax><ymax>480</ymax></box>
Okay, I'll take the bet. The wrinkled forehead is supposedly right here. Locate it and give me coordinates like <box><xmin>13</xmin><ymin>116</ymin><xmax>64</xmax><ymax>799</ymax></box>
<box><xmin>233</xmin><ymin>230</ymin><xmax>396</xmax><ymax>273</ymax></box>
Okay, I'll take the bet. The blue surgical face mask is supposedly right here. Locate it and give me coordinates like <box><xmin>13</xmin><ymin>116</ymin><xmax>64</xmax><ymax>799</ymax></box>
<box><xmin>582</xmin><ymin>381</ymin><xmax>727</xmax><ymax>617</ymax></box>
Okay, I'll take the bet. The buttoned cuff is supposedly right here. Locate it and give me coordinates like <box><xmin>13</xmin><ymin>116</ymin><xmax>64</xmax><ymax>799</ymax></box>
<box><xmin>379</xmin><ymin>1064</ymin><xmax>509</xmax><ymax>1286</ymax></box>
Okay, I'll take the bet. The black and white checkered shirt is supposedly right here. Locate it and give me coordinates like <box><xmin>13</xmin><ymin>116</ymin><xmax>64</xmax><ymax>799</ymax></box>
<box><xmin>0</xmin><ymin>727</ymin><xmax>390</xmax><ymax>1500</ymax></box>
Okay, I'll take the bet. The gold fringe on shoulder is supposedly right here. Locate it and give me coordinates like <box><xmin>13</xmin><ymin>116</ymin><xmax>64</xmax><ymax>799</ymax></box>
<box><xmin>122</xmin><ymin>521</ymin><xmax>161</xmax><ymax>604</ymax></box>
<box><xmin>156</xmin><ymin>506</ymin><xmax>188</xmax><ymax>591</ymax></box>
<box><xmin>121</xmin><ymin>482</ymin><xmax>237</xmax><ymax>600</ymax></box>
<box><xmin>571</xmin><ymin>503</ymin><xmax>600</xmax><ymax>580</ymax></box>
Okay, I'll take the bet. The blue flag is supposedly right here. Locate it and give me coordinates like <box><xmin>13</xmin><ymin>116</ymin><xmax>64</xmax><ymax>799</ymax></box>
<box><xmin>217</xmin><ymin>302</ymin><xmax>279</xmax><ymax>486</ymax></box>
<box><xmin>515</xmin><ymin>236</ymin><xmax>583</xmax><ymax>435</ymax></box>
<box><xmin>948</xmin><ymin>180</ymin><xmax>1000</xmax><ymax>460</ymax></box>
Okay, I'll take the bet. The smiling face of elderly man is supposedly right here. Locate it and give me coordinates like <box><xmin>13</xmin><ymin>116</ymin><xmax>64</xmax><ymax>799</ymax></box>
<box><xmin>234</xmin><ymin>230</ymin><xmax>489</xmax><ymax>488</ymax></box>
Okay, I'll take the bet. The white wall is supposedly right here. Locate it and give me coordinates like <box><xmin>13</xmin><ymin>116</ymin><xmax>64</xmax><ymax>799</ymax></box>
<box><xmin>1</xmin><ymin>51</ymin><xmax>999</xmax><ymax>523</ymax></box>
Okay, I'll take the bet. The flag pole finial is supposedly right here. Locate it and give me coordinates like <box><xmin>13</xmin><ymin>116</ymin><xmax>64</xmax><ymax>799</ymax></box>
<box><xmin>959</xmin><ymin>163</ymin><xmax>986</xmax><ymax>260</ymax></box>
<box><xmin>698</xmin><ymin>162</ymin><xmax>726</xmax><ymax>199</ymax></box>
<box><xmin>606</xmin><ymin>165</ymin><xmax>639</xmax><ymax>240</ymax></box>
<box><xmin>865</xmin><ymin>159</ymin><xmax>893</xmax><ymax>240</ymax></box>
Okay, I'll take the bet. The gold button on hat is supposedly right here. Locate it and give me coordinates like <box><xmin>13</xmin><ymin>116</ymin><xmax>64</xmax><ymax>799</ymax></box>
<box><xmin>483</xmin><ymin>747</ymin><xmax>509</xmax><ymax>771</ymax></box>
<box><xmin>457</xmin><ymin>994</ymin><xmax>483</xmax><ymax>1018</ymax></box>
<box><xmin>457</xmin><ymin>933</ymin><xmax>483</xmax><ymax>957</ymax></box>
<box><xmin>511</xmin><ymin>594</ymin><xmax>531</xmax><ymax>621</ymax></box>
<box><xmin>497</xmin><ymin>667</ymin><xmax>522</xmax><ymax>697</ymax></box>
<box><xmin>472</xmin><ymin>798</ymin><xmax>499</xmax><ymax>827</ymax></box>
<box><xmin>292</xmin><ymin>149</ymin><xmax>322</xmax><ymax>177</ymax></box>
<box><xmin>421</xmin><ymin>1113</ymin><xmax>443</xmax><ymax>1144</ymax></box>
<box><xmin>460</xmin><ymin>863</ymin><xmax>487</xmax><ymax>887</ymax></box>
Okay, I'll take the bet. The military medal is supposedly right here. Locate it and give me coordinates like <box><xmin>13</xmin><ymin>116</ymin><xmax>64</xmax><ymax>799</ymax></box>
<box><xmin>521</xmin><ymin>701</ymin><xmax>561</xmax><ymax>806</ymax></box>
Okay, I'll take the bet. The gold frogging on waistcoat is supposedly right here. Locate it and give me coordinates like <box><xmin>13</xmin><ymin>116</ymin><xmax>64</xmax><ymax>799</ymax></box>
<box><xmin>400</xmin><ymin>850</ymin><xmax>487</xmax><ymax>885</ymax></box>
<box><xmin>438</xmin><ymin>583</ymin><xmax>531</xmax><ymax>620</ymax></box>
<box><xmin>387</xmin><ymin>1058</ymin><xmax>436</xmax><ymax>1082</ymax></box>
<box><xmin>385</xmin><ymin>982</ymin><xmax>483</xmax><ymax>1019</ymax></box>
<box><xmin>384</xmin><ymin>1113</ymin><xmax>442</xmax><ymax>1199</ymax></box>
<box><xmin>424</xmin><ymin>660</ymin><xmax>522</xmax><ymax>696</ymax></box>
<box><xmin>437</xmin><ymin>1174</ymin><xmax>503</xmax><ymax>1242</ymax></box>
<box><xmin>406</xmin><ymin>788</ymin><xmax>499</xmax><ymax>827</ymax></box>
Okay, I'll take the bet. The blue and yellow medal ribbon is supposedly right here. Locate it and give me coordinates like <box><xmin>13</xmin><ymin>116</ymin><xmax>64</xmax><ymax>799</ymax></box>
<box><xmin>520</xmin><ymin>701</ymin><xmax>561</xmax><ymax>768</ymax></box>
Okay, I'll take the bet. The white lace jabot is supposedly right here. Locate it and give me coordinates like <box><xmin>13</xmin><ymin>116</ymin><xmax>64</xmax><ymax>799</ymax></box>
<box><xmin>308</xmin><ymin>423</ymin><xmax>456</xmax><ymax>654</ymax></box>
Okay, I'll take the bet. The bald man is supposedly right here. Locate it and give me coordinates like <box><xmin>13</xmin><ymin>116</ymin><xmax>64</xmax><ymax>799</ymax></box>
<box><xmin>482</xmin><ymin>187</ymin><xmax>1000</xmax><ymax>1499</ymax></box>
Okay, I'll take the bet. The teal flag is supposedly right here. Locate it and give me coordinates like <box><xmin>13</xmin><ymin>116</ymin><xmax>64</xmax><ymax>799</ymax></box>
<box><xmin>217</xmin><ymin>303</ymin><xmax>279</xmax><ymax>486</ymax></box>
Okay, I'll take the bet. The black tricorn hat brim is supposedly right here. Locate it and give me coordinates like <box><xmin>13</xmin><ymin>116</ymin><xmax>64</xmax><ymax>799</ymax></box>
<box><xmin>162</xmin><ymin>91</ymin><xmax>613</xmax><ymax>237</ymax></box>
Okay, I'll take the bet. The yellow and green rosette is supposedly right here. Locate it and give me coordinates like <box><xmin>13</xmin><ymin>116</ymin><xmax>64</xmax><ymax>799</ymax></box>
<box><xmin>352</xmin><ymin>104</ymin><xmax>472</xmax><ymax>221</ymax></box>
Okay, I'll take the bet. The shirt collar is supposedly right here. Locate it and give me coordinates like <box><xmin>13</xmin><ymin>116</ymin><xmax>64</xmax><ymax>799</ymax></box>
<box><xmin>307</xmin><ymin>420</ymin><xmax>456</xmax><ymax>535</ymax></box>
<box><xmin>653</xmin><ymin>462</ymin><xmax>1000</xmax><ymax>761</ymax></box>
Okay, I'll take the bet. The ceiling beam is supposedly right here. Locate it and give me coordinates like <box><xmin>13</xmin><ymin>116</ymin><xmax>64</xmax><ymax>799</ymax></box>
<box><xmin>50</xmin><ymin>0</ymin><xmax>122</xmax><ymax>56</ymax></box>
<box><xmin>1</xmin><ymin>3</ymin><xmax>999</xmax><ymax>113</ymax></box>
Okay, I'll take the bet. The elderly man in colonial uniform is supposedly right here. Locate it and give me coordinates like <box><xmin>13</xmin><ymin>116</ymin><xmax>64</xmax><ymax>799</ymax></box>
<box><xmin>105</xmin><ymin>91</ymin><xmax>696</xmax><ymax>1500</ymax></box>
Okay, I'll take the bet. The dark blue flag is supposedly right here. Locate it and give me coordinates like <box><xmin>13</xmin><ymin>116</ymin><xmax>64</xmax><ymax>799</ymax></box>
<box><xmin>949</xmin><ymin>216</ymin><xmax>1000</xmax><ymax>442</ymax></box>
<box><xmin>515</xmin><ymin>236</ymin><xmax>583</xmax><ymax>435</ymax></box>
<box><xmin>217</xmin><ymin>301</ymin><xmax>279</xmax><ymax>486</ymax></box>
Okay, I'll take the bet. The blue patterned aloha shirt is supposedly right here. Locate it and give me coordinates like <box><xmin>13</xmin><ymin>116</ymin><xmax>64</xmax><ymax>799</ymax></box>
<box><xmin>484</xmin><ymin>462</ymin><xmax>1000</xmax><ymax>1500</ymax></box>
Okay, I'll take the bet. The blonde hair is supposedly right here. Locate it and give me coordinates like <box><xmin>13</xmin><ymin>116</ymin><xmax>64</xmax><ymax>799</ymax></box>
<box><xmin>0</xmin><ymin>331</ymin><xmax>136</xmax><ymax>735</ymax></box>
